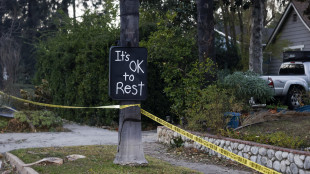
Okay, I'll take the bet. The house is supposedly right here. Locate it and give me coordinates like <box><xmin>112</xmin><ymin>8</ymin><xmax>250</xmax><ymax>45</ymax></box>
<box><xmin>264</xmin><ymin>0</ymin><xmax>310</xmax><ymax>75</ymax></box>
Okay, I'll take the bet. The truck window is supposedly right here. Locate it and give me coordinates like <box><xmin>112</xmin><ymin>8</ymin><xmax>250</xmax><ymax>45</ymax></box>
<box><xmin>279</xmin><ymin>64</ymin><xmax>305</xmax><ymax>75</ymax></box>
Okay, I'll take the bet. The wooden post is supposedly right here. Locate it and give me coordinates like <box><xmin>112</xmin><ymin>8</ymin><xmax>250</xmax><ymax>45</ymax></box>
<box><xmin>113</xmin><ymin>0</ymin><xmax>148</xmax><ymax>165</ymax></box>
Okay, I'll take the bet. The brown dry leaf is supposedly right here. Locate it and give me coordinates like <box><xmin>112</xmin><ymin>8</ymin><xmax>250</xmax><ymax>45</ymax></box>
<box><xmin>268</xmin><ymin>109</ymin><xmax>277</xmax><ymax>114</ymax></box>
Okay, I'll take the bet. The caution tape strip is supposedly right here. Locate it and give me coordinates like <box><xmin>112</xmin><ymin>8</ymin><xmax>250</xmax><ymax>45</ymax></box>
<box><xmin>0</xmin><ymin>90</ymin><xmax>280</xmax><ymax>173</ymax></box>
<box><xmin>0</xmin><ymin>91</ymin><xmax>139</xmax><ymax>109</ymax></box>
<box><xmin>141</xmin><ymin>109</ymin><xmax>280</xmax><ymax>174</ymax></box>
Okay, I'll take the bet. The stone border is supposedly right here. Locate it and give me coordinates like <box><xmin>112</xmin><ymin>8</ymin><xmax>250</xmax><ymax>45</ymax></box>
<box><xmin>4</xmin><ymin>152</ymin><xmax>38</xmax><ymax>174</ymax></box>
<box><xmin>157</xmin><ymin>126</ymin><xmax>310</xmax><ymax>174</ymax></box>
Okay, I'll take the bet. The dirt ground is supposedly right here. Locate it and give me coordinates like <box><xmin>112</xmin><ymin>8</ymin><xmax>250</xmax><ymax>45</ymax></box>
<box><xmin>144</xmin><ymin>142</ymin><xmax>254</xmax><ymax>174</ymax></box>
<box><xmin>239</xmin><ymin>109</ymin><xmax>310</xmax><ymax>147</ymax></box>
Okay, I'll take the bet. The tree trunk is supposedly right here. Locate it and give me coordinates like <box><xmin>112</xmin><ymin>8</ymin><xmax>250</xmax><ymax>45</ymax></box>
<box><xmin>220</xmin><ymin>0</ymin><xmax>230</xmax><ymax>51</ymax></box>
<box><xmin>113</xmin><ymin>0</ymin><xmax>148</xmax><ymax>166</ymax></box>
<box><xmin>73</xmin><ymin>0</ymin><xmax>76</xmax><ymax>23</ymax></box>
<box><xmin>237</xmin><ymin>1</ymin><xmax>247</xmax><ymax>70</ymax></box>
<box><xmin>61</xmin><ymin>0</ymin><xmax>70</xmax><ymax>16</ymax></box>
<box><xmin>229</xmin><ymin>0</ymin><xmax>237</xmax><ymax>46</ymax></box>
<box><xmin>237</xmin><ymin>4</ymin><xmax>244</xmax><ymax>55</ymax></box>
<box><xmin>196</xmin><ymin>0</ymin><xmax>215</xmax><ymax>63</ymax></box>
<box><xmin>249</xmin><ymin>0</ymin><xmax>265</xmax><ymax>74</ymax></box>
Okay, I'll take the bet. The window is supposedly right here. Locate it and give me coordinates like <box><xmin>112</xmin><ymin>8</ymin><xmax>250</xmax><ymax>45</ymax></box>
<box><xmin>279</xmin><ymin>64</ymin><xmax>305</xmax><ymax>75</ymax></box>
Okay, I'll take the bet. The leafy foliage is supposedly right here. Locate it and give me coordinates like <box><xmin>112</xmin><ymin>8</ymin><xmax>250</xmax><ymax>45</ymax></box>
<box><xmin>14</xmin><ymin>111</ymin><xmax>62</xmax><ymax>130</ymax></box>
<box><xmin>140</xmin><ymin>0</ymin><xmax>196</xmax><ymax>31</ymax></box>
<box><xmin>0</xmin><ymin>117</ymin><xmax>9</xmax><ymax>131</ymax></box>
<box><xmin>18</xmin><ymin>79</ymin><xmax>52</xmax><ymax>110</ymax></box>
<box><xmin>186</xmin><ymin>84</ymin><xmax>243</xmax><ymax>132</ymax></box>
<box><xmin>222</xmin><ymin>71</ymin><xmax>274</xmax><ymax>103</ymax></box>
<box><xmin>141</xmin><ymin>11</ymin><xmax>198</xmax><ymax>119</ymax></box>
<box><xmin>35</xmin><ymin>6</ymin><xmax>118</xmax><ymax>125</ymax></box>
<box><xmin>171</xmin><ymin>136</ymin><xmax>184</xmax><ymax>148</ymax></box>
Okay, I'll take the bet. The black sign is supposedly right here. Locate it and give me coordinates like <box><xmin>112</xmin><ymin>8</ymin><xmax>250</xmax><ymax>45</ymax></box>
<box><xmin>109</xmin><ymin>47</ymin><xmax>147</xmax><ymax>100</ymax></box>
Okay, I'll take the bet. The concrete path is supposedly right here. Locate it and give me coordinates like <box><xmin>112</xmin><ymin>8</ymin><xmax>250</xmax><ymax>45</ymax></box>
<box><xmin>0</xmin><ymin>123</ymin><xmax>156</xmax><ymax>153</ymax></box>
<box><xmin>0</xmin><ymin>123</ymin><xmax>250</xmax><ymax>174</ymax></box>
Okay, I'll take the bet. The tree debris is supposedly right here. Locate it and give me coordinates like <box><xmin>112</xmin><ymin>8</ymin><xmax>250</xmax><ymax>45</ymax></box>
<box><xmin>23</xmin><ymin>157</ymin><xmax>63</xmax><ymax>167</ymax></box>
<box><xmin>66</xmin><ymin>154</ymin><xmax>86</xmax><ymax>161</ymax></box>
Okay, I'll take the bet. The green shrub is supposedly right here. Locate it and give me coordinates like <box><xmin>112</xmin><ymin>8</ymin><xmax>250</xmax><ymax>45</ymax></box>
<box><xmin>171</xmin><ymin>136</ymin><xmax>184</xmax><ymax>148</ymax></box>
<box><xmin>35</xmin><ymin>7</ymin><xmax>118</xmax><ymax>125</ymax></box>
<box><xmin>222</xmin><ymin>71</ymin><xmax>274</xmax><ymax>103</ymax></box>
<box><xmin>14</xmin><ymin>111</ymin><xmax>62</xmax><ymax>130</ymax></box>
<box><xmin>185</xmin><ymin>85</ymin><xmax>243</xmax><ymax>132</ymax></box>
<box><xmin>0</xmin><ymin>117</ymin><xmax>9</xmax><ymax>130</ymax></box>
<box><xmin>17</xmin><ymin>79</ymin><xmax>52</xmax><ymax>111</ymax></box>
<box><xmin>301</xmin><ymin>91</ymin><xmax>310</xmax><ymax>106</ymax></box>
<box><xmin>140</xmin><ymin>11</ymin><xmax>198</xmax><ymax>119</ymax></box>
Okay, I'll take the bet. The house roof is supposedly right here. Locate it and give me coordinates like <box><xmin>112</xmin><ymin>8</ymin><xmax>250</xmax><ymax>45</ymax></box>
<box><xmin>293</xmin><ymin>0</ymin><xmax>310</xmax><ymax>28</ymax></box>
<box><xmin>266</xmin><ymin>0</ymin><xmax>310</xmax><ymax>47</ymax></box>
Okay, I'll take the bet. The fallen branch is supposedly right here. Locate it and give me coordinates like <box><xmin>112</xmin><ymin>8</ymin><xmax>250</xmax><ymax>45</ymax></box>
<box><xmin>23</xmin><ymin>157</ymin><xmax>63</xmax><ymax>167</ymax></box>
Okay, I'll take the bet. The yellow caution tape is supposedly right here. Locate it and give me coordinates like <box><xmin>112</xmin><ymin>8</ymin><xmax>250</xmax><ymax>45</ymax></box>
<box><xmin>120</xmin><ymin>104</ymin><xmax>140</xmax><ymax>109</ymax></box>
<box><xmin>0</xmin><ymin>91</ymin><xmax>139</xmax><ymax>109</ymax></box>
<box><xmin>141</xmin><ymin>109</ymin><xmax>280</xmax><ymax>174</ymax></box>
<box><xmin>0</xmin><ymin>90</ymin><xmax>280</xmax><ymax>173</ymax></box>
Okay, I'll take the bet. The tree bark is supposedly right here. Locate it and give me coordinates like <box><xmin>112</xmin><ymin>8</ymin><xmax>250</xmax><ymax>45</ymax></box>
<box><xmin>229</xmin><ymin>0</ymin><xmax>237</xmax><ymax>46</ymax></box>
<box><xmin>196</xmin><ymin>0</ymin><xmax>215</xmax><ymax>63</ymax></box>
<box><xmin>249</xmin><ymin>0</ymin><xmax>265</xmax><ymax>74</ymax></box>
<box><xmin>113</xmin><ymin>0</ymin><xmax>148</xmax><ymax>166</ymax></box>
<box><xmin>219</xmin><ymin>0</ymin><xmax>230</xmax><ymax>51</ymax></box>
<box><xmin>237</xmin><ymin>4</ymin><xmax>244</xmax><ymax>55</ymax></box>
<box><xmin>73</xmin><ymin>0</ymin><xmax>76</xmax><ymax>23</ymax></box>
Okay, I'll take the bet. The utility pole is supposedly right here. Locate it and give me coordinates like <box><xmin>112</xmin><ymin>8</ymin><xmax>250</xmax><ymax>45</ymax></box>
<box><xmin>113</xmin><ymin>0</ymin><xmax>148</xmax><ymax>166</ymax></box>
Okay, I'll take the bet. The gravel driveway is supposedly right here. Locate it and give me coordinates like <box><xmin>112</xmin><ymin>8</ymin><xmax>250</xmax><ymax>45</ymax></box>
<box><xmin>0</xmin><ymin>123</ymin><xmax>250</xmax><ymax>174</ymax></box>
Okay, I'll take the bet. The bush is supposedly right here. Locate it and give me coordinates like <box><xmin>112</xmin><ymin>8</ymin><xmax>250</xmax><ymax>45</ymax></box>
<box><xmin>185</xmin><ymin>85</ymin><xmax>243</xmax><ymax>132</ymax></box>
<box><xmin>140</xmin><ymin>11</ymin><xmax>198</xmax><ymax>119</ymax></box>
<box><xmin>0</xmin><ymin>117</ymin><xmax>9</xmax><ymax>131</ymax></box>
<box><xmin>14</xmin><ymin>110</ymin><xmax>62</xmax><ymax>130</ymax></box>
<box><xmin>171</xmin><ymin>136</ymin><xmax>184</xmax><ymax>148</ymax></box>
<box><xmin>222</xmin><ymin>71</ymin><xmax>274</xmax><ymax>103</ymax></box>
<box><xmin>17</xmin><ymin>79</ymin><xmax>52</xmax><ymax>110</ymax></box>
<box><xmin>35</xmin><ymin>7</ymin><xmax>118</xmax><ymax>126</ymax></box>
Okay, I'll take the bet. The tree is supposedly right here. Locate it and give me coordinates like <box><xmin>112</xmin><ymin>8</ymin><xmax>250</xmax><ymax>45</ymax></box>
<box><xmin>35</xmin><ymin>8</ymin><xmax>119</xmax><ymax>125</ymax></box>
<box><xmin>0</xmin><ymin>0</ymin><xmax>105</xmax><ymax>84</ymax></box>
<box><xmin>0</xmin><ymin>34</ymin><xmax>21</xmax><ymax>92</ymax></box>
<box><xmin>113</xmin><ymin>0</ymin><xmax>148</xmax><ymax>166</ymax></box>
<box><xmin>249</xmin><ymin>0</ymin><xmax>265</xmax><ymax>74</ymax></box>
<box><xmin>196</xmin><ymin>0</ymin><xmax>215</xmax><ymax>63</ymax></box>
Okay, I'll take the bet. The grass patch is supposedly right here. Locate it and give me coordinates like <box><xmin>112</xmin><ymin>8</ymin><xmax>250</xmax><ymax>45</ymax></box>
<box><xmin>240</xmin><ymin>116</ymin><xmax>310</xmax><ymax>145</ymax></box>
<box><xmin>225</xmin><ymin>115</ymin><xmax>310</xmax><ymax>150</ymax></box>
<box><xmin>11</xmin><ymin>145</ymin><xmax>201</xmax><ymax>174</ymax></box>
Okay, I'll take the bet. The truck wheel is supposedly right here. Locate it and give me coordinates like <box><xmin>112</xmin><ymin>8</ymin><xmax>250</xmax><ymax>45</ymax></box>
<box><xmin>287</xmin><ymin>87</ymin><xmax>303</xmax><ymax>110</ymax></box>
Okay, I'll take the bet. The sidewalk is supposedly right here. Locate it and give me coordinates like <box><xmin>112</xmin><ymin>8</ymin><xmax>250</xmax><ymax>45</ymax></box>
<box><xmin>0</xmin><ymin>123</ymin><xmax>156</xmax><ymax>153</ymax></box>
<box><xmin>0</xmin><ymin>123</ymin><xmax>250</xmax><ymax>174</ymax></box>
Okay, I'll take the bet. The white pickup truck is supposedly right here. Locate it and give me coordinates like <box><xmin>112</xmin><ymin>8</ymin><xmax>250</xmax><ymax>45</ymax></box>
<box><xmin>261</xmin><ymin>61</ymin><xmax>310</xmax><ymax>109</ymax></box>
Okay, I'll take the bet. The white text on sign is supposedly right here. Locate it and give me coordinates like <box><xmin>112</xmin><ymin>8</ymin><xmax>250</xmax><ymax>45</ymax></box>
<box><xmin>114</xmin><ymin>50</ymin><xmax>145</xmax><ymax>96</ymax></box>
